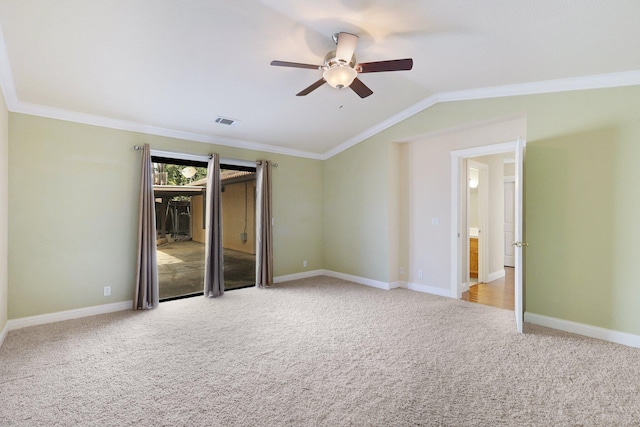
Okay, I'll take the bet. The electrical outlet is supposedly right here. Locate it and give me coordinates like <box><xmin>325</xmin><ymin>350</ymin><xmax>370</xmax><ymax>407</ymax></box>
<box><xmin>303</xmin><ymin>260</ymin><xmax>308</xmax><ymax>267</ymax></box>
<box><xmin>418</xmin><ymin>269</ymin><xmax>423</xmax><ymax>279</ymax></box>
<box><xmin>103</xmin><ymin>286</ymin><xmax>111</xmax><ymax>296</ymax></box>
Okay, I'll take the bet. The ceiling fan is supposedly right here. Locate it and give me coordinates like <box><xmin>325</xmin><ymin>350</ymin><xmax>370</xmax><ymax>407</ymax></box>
<box><xmin>270</xmin><ymin>32</ymin><xmax>413</xmax><ymax>98</ymax></box>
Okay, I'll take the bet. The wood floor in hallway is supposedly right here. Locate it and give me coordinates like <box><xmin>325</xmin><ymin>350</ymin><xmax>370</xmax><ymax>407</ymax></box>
<box><xmin>461</xmin><ymin>267</ymin><xmax>514</xmax><ymax>310</ymax></box>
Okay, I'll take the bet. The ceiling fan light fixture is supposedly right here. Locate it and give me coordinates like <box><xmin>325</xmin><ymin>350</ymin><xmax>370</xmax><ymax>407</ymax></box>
<box><xmin>270</xmin><ymin>31</ymin><xmax>413</xmax><ymax>98</ymax></box>
<box><xmin>323</xmin><ymin>65</ymin><xmax>357</xmax><ymax>89</ymax></box>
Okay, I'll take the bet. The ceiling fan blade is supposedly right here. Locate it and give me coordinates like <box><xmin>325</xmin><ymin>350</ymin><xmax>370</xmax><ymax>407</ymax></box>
<box><xmin>335</xmin><ymin>32</ymin><xmax>359</xmax><ymax>63</ymax></box>
<box><xmin>349</xmin><ymin>77</ymin><xmax>373</xmax><ymax>99</ymax></box>
<box><xmin>270</xmin><ymin>60</ymin><xmax>320</xmax><ymax>70</ymax></box>
<box><xmin>357</xmin><ymin>58</ymin><xmax>413</xmax><ymax>73</ymax></box>
<box><xmin>296</xmin><ymin>79</ymin><xmax>326</xmax><ymax>96</ymax></box>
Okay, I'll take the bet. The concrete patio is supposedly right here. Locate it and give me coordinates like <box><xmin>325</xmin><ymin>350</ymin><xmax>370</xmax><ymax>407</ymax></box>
<box><xmin>157</xmin><ymin>240</ymin><xmax>255</xmax><ymax>299</ymax></box>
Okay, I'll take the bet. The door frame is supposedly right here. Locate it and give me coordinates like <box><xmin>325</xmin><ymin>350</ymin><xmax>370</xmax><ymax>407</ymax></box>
<box><xmin>450</xmin><ymin>139</ymin><xmax>525</xmax><ymax>332</ymax></box>
<box><xmin>503</xmin><ymin>176</ymin><xmax>516</xmax><ymax>267</ymax></box>
<box><xmin>149</xmin><ymin>149</ymin><xmax>258</xmax><ymax>299</ymax></box>
<box><xmin>149</xmin><ymin>148</ymin><xmax>256</xmax><ymax>169</ymax></box>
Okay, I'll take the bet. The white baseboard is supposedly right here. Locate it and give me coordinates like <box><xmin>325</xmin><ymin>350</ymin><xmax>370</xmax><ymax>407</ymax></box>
<box><xmin>525</xmin><ymin>312</ymin><xmax>640</xmax><ymax>349</ymax></box>
<box><xmin>274</xmin><ymin>269</ymin><xmax>456</xmax><ymax>299</ymax></box>
<box><xmin>8</xmin><ymin>300</ymin><xmax>133</xmax><ymax>331</ymax></box>
<box><xmin>406</xmin><ymin>282</ymin><xmax>455</xmax><ymax>298</ymax></box>
<box><xmin>487</xmin><ymin>269</ymin><xmax>505</xmax><ymax>283</ymax></box>
<box><xmin>322</xmin><ymin>270</ymin><xmax>391</xmax><ymax>290</ymax></box>
<box><xmin>461</xmin><ymin>282</ymin><xmax>470</xmax><ymax>293</ymax></box>
<box><xmin>389</xmin><ymin>281</ymin><xmax>406</xmax><ymax>289</ymax></box>
<box><xmin>0</xmin><ymin>321</ymin><xmax>8</xmax><ymax>349</ymax></box>
<box><xmin>380</xmin><ymin>280</ymin><xmax>455</xmax><ymax>298</ymax></box>
<box><xmin>273</xmin><ymin>269</ymin><xmax>324</xmax><ymax>284</ymax></box>
<box><xmin>314</xmin><ymin>271</ymin><xmax>456</xmax><ymax>298</ymax></box>
<box><xmin>273</xmin><ymin>270</ymin><xmax>397</xmax><ymax>291</ymax></box>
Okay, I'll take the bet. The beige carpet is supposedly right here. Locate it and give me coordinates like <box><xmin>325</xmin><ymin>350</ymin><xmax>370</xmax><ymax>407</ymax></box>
<box><xmin>2</xmin><ymin>276</ymin><xmax>640</xmax><ymax>426</ymax></box>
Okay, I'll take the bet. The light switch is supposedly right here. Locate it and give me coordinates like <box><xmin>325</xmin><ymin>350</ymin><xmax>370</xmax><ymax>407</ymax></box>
<box><xmin>432</xmin><ymin>217</ymin><xmax>439</xmax><ymax>225</ymax></box>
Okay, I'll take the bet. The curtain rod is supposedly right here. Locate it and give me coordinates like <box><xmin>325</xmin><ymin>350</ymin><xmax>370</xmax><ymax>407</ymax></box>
<box><xmin>255</xmin><ymin>160</ymin><xmax>279</xmax><ymax>167</ymax></box>
<box><xmin>134</xmin><ymin>145</ymin><xmax>278</xmax><ymax>167</ymax></box>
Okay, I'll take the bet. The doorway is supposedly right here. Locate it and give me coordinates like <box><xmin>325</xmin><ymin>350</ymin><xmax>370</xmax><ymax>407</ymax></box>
<box><xmin>450</xmin><ymin>139</ymin><xmax>525</xmax><ymax>332</ymax></box>
<box><xmin>153</xmin><ymin>158</ymin><xmax>208</xmax><ymax>300</ymax></box>
<box><xmin>466</xmin><ymin>160</ymin><xmax>488</xmax><ymax>287</ymax></box>
<box><xmin>152</xmin><ymin>157</ymin><xmax>257</xmax><ymax>301</ymax></box>
<box><xmin>462</xmin><ymin>155</ymin><xmax>514</xmax><ymax>310</ymax></box>
<box><xmin>218</xmin><ymin>166</ymin><xmax>257</xmax><ymax>290</ymax></box>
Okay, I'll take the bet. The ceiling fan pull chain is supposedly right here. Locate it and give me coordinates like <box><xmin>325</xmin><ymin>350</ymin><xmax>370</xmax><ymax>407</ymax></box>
<box><xmin>339</xmin><ymin>88</ymin><xmax>344</xmax><ymax>109</ymax></box>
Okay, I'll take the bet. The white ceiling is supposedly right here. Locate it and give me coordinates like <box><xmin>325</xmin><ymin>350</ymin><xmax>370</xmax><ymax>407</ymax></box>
<box><xmin>1</xmin><ymin>0</ymin><xmax>640</xmax><ymax>158</ymax></box>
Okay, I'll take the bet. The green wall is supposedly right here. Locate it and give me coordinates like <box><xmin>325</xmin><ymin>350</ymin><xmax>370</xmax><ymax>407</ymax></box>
<box><xmin>323</xmin><ymin>137</ymin><xmax>391</xmax><ymax>283</ymax></box>
<box><xmin>526</xmin><ymin>125</ymin><xmax>640</xmax><ymax>333</ymax></box>
<box><xmin>522</xmin><ymin>87</ymin><xmax>640</xmax><ymax>335</ymax></box>
<box><xmin>8</xmin><ymin>114</ymin><xmax>323</xmax><ymax>319</ymax></box>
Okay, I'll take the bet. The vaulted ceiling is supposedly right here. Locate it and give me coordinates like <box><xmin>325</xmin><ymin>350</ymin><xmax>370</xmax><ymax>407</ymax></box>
<box><xmin>1</xmin><ymin>0</ymin><xmax>639</xmax><ymax>159</ymax></box>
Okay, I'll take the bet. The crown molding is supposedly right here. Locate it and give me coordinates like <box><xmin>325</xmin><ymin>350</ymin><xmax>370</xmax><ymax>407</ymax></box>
<box><xmin>320</xmin><ymin>94</ymin><xmax>440</xmax><ymax>160</ymax></box>
<box><xmin>11</xmin><ymin>101</ymin><xmax>324</xmax><ymax>160</ymax></box>
<box><xmin>321</xmin><ymin>69</ymin><xmax>640</xmax><ymax>159</ymax></box>
<box><xmin>437</xmin><ymin>69</ymin><xmax>640</xmax><ymax>102</ymax></box>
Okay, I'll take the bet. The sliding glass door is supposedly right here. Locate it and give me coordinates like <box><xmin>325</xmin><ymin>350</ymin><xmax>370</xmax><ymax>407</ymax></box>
<box><xmin>153</xmin><ymin>160</ymin><xmax>208</xmax><ymax>300</ymax></box>
<box><xmin>153</xmin><ymin>159</ymin><xmax>257</xmax><ymax>300</ymax></box>
<box><xmin>219</xmin><ymin>168</ymin><xmax>256</xmax><ymax>290</ymax></box>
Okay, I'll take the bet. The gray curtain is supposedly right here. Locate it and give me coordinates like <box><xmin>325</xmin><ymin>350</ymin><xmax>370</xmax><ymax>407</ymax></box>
<box><xmin>204</xmin><ymin>153</ymin><xmax>224</xmax><ymax>297</ymax></box>
<box><xmin>134</xmin><ymin>143</ymin><xmax>159</xmax><ymax>310</ymax></box>
<box><xmin>256</xmin><ymin>160</ymin><xmax>273</xmax><ymax>288</ymax></box>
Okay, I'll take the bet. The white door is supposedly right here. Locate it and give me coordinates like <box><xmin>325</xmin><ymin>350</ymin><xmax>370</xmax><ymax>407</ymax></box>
<box><xmin>514</xmin><ymin>139</ymin><xmax>526</xmax><ymax>334</ymax></box>
<box><xmin>504</xmin><ymin>181</ymin><xmax>515</xmax><ymax>267</ymax></box>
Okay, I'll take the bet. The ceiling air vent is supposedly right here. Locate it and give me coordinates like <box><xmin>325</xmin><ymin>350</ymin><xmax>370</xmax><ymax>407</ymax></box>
<box><xmin>215</xmin><ymin>116</ymin><xmax>237</xmax><ymax>126</ymax></box>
